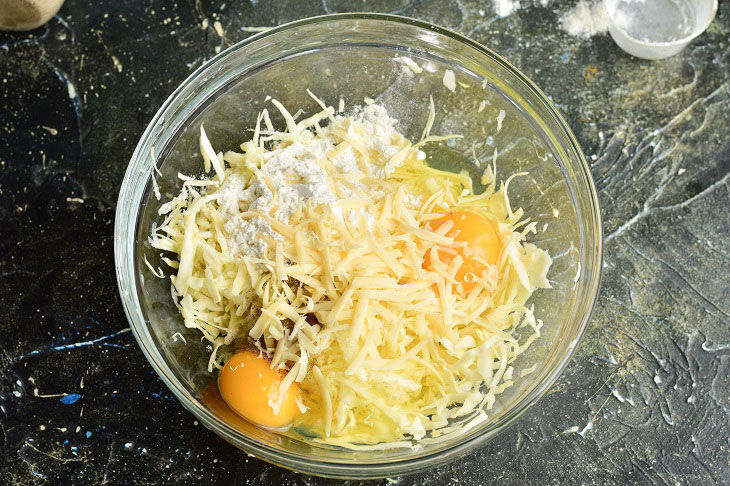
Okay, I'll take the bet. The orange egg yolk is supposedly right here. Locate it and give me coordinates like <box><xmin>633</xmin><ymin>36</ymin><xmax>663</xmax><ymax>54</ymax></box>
<box><xmin>218</xmin><ymin>350</ymin><xmax>300</xmax><ymax>429</ymax></box>
<box><xmin>423</xmin><ymin>211</ymin><xmax>501</xmax><ymax>292</ymax></box>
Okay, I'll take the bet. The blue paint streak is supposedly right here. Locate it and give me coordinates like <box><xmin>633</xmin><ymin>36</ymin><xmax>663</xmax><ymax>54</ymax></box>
<box><xmin>16</xmin><ymin>328</ymin><xmax>131</xmax><ymax>361</ymax></box>
<box><xmin>60</xmin><ymin>393</ymin><xmax>81</xmax><ymax>405</ymax></box>
<box><xmin>150</xmin><ymin>390</ymin><xmax>175</xmax><ymax>401</ymax></box>
<box><xmin>100</xmin><ymin>343</ymin><xmax>129</xmax><ymax>350</ymax></box>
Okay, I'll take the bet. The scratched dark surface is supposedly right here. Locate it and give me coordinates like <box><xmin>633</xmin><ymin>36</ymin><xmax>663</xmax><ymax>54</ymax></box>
<box><xmin>1</xmin><ymin>0</ymin><xmax>728</xmax><ymax>484</ymax></box>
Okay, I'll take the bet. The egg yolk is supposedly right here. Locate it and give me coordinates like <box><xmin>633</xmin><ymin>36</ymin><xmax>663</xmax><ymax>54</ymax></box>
<box><xmin>423</xmin><ymin>211</ymin><xmax>501</xmax><ymax>292</ymax></box>
<box><xmin>218</xmin><ymin>350</ymin><xmax>300</xmax><ymax>429</ymax></box>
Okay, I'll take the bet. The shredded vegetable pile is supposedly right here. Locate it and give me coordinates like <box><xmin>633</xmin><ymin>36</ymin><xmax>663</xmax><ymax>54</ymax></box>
<box><xmin>149</xmin><ymin>93</ymin><xmax>552</xmax><ymax>449</ymax></box>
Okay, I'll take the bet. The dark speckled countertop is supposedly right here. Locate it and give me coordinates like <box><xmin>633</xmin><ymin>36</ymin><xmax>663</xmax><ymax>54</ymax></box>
<box><xmin>1</xmin><ymin>0</ymin><xmax>728</xmax><ymax>484</ymax></box>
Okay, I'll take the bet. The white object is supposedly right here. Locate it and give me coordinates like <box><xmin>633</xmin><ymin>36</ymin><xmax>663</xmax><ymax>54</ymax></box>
<box><xmin>605</xmin><ymin>0</ymin><xmax>718</xmax><ymax>60</ymax></box>
<box><xmin>560</xmin><ymin>1</ymin><xmax>610</xmax><ymax>39</ymax></box>
<box><xmin>442</xmin><ymin>69</ymin><xmax>456</xmax><ymax>92</ymax></box>
<box><xmin>494</xmin><ymin>0</ymin><xmax>521</xmax><ymax>17</ymax></box>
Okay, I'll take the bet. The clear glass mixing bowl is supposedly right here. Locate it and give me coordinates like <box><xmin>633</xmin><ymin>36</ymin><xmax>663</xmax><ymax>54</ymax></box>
<box><xmin>114</xmin><ymin>13</ymin><xmax>602</xmax><ymax>478</ymax></box>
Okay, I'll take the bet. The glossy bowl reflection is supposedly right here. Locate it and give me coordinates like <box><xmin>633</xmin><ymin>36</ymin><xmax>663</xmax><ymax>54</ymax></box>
<box><xmin>114</xmin><ymin>14</ymin><xmax>602</xmax><ymax>479</ymax></box>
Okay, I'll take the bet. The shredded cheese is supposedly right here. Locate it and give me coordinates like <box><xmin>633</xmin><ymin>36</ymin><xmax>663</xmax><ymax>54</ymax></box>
<box><xmin>443</xmin><ymin>69</ymin><xmax>456</xmax><ymax>92</ymax></box>
<box><xmin>149</xmin><ymin>95</ymin><xmax>552</xmax><ymax>449</ymax></box>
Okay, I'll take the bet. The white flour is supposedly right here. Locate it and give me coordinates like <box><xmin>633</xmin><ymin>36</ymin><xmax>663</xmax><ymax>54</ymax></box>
<box><xmin>404</xmin><ymin>193</ymin><xmax>423</xmax><ymax>209</ymax></box>
<box><xmin>224</xmin><ymin>215</ymin><xmax>282</xmax><ymax>259</ymax></box>
<box><xmin>560</xmin><ymin>1</ymin><xmax>609</xmax><ymax>39</ymax></box>
<box><xmin>256</xmin><ymin>138</ymin><xmax>337</xmax><ymax>221</ymax></box>
<box><xmin>329</xmin><ymin>145</ymin><xmax>359</xmax><ymax>173</ymax></box>
<box><xmin>215</xmin><ymin>103</ymin><xmax>408</xmax><ymax>259</ymax></box>
<box><xmin>347</xmin><ymin>211</ymin><xmax>376</xmax><ymax>232</ymax></box>
<box><xmin>355</xmin><ymin>104</ymin><xmax>403</xmax><ymax>164</ymax></box>
<box><xmin>494</xmin><ymin>0</ymin><xmax>521</xmax><ymax>17</ymax></box>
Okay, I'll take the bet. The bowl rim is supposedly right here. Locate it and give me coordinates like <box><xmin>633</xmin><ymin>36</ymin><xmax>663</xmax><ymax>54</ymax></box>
<box><xmin>114</xmin><ymin>12</ymin><xmax>603</xmax><ymax>478</ymax></box>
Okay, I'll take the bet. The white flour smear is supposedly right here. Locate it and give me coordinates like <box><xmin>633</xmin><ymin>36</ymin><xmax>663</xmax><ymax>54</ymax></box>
<box><xmin>560</xmin><ymin>1</ymin><xmax>609</xmax><ymax>39</ymax></box>
<box><xmin>494</xmin><ymin>0</ymin><xmax>521</xmax><ymax>17</ymax></box>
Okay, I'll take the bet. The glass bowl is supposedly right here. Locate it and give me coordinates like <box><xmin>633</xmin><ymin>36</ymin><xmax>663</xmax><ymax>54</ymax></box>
<box><xmin>114</xmin><ymin>13</ymin><xmax>602</xmax><ymax>479</ymax></box>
